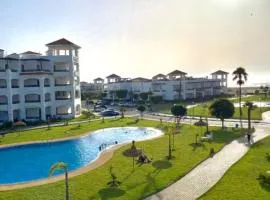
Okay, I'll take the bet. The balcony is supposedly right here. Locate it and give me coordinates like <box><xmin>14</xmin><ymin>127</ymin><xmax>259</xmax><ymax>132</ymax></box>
<box><xmin>25</xmin><ymin>94</ymin><xmax>41</xmax><ymax>103</ymax></box>
<box><xmin>54</xmin><ymin>65</ymin><xmax>70</xmax><ymax>72</ymax></box>
<box><xmin>25</xmin><ymin>108</ymin><xmax>41</xmax><ymax>120</ymax></box>
<box><xmin>24</xmin><ymin>79</ymin><xmax>40</xmax><ymax>88</ymax></box>
<box><xmin>11</xmin><ymin>79</ymin><xmax>19</xmax><ymax>88</ymax></box>
<box><xmin>0</xmin><ymin>96</ymin><xmax>8</xmax><ymax>105</ymax></box>
<box><xmin>0</xmin><ymin>79</ymin><xmax>7</xmax><ymax>88</ymax></box>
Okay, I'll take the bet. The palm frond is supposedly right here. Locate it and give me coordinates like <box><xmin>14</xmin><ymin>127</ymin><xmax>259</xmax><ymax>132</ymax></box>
<box><xmin>49</xmin><ymin>162</ymin><xmax>67</xmax><ymax>176</ymax></box>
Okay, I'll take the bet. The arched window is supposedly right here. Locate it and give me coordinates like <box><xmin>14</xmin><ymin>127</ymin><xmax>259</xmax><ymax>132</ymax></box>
<box><xmin>0</xmin><ymin>79</ymin><xmax>7</xmax><ymax>88</ymax></box>
<box><xmin>44</xmin><ymin>78</ymin><xmax>50</xmax><ymax>87</ymax></box>
<box><xmin>45</xmin><ymin>93</ymin><xmax>51</xmax><ymax>102</ymax></box>
<box><xmin>0</xmin><ymin>95</ymin><xmax>8</xmax><ymax>105</ymax></box>
<box><xmin>24</xmin><ymin>79</ymin><xmax>40</xmax><ymax>87</ymax></box>
<box><xmin>12</xmin><ymin>94</ymin><xmax>20</xmax><ymax>104</ymax></box>
<box><xmin>25</xmin><ymin>94</ymin><xmax>40</xmax><ymax>103</ymax></box>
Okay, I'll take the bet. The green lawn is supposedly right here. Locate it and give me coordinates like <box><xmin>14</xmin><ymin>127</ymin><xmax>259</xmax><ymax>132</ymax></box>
<box><xmin>231</xmin><ymin>95</ymin><xmax>270</xmax><ymax>103</ymax></box>
<box><xmin>188</xmin><ymin>103</ymin><xmax>270</xmax><ymax>120</ymax></box>
<box><xmin>200</xmin><ymin>136</ymin><xmax>270</xmax><ymax>200</ymax></box>
<box><xmin>0</xmin><ymin>118</ymin><xmax>245</xmax><ymax>200</ymax></box>
<box><xmin>152</xmin><ymin>95</ymin><xmax>270</xmax><ymax>120</ymax></box>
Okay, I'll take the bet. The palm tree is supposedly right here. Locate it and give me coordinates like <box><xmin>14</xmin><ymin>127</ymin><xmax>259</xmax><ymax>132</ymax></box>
<box><xmin>232</xmin><ymin>67</ymin><xmax>248</xmax><ymax>128</ymax></box>
<box><xmin>49</xmin><ymin>162</ymin><xmax>69</xmax><ymax>200</ymax></box>
<box><xmin>245</xmin><ymin>102</ymin><xmax>256</xmax><ymax>130</ymax></box>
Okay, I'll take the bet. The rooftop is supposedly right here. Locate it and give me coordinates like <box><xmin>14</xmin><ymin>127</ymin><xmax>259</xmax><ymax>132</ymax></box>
<box><xmin>21</xmin><ymin>51</ymin><xmax>41</xmax><ymax>55</ymax></box>
<box><xmin>46</xmin><ymin>38</ymin><xmax>81</xmax><ymax>49</ymax></box>
<box><xmin>167</xmin><ymin>70</ymin><xmax>187</xmax><ymax>76</ymax></box>
<box><xmin>106</xmin><ymin>74</ymin><xmax>121</xmax><ymax>79</ymax></box>
<box><xmin>211</xmin><ymin>70</ymin><xmax>229</xmax><ymax>75</ymax></box>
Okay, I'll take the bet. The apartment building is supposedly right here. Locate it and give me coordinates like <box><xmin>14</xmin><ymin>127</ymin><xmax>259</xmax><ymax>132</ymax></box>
<box><xmin>0</xmin><ymin>38</ymin><xmax>81</xmax><ymax>123</ymax></box>
<box><xmin>103</xmin><ymin>70</ymin><xmax>228</xmax><ymax>101</ymax></box>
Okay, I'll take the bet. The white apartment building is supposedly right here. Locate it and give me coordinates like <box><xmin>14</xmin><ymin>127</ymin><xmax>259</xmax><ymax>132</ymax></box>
<box><xmin>0</xmin><ymin>38</ymin><xmax>81</xmax><ymax>123</ymax></box>
<box><xmin>103</xmin><ymin>70</ymin><xmax>228</xmax><ymax>101</ymax></box>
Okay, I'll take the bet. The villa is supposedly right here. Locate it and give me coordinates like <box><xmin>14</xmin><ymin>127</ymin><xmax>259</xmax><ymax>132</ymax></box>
<box><xmin>102</xmin><ymin>70</ymin><xmax>228</xmax><ymax>101</ymax></box>
<box><xmin>0</xmin><ymin>38</ymin><xmax>81</xmax><ymax>123</ymax></box>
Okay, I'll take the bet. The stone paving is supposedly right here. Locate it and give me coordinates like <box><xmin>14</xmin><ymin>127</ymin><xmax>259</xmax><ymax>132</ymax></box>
<box><xmin>146</xmin><ymin>112</ymin><xmax>270</xmax><ymax>200</ymax></box>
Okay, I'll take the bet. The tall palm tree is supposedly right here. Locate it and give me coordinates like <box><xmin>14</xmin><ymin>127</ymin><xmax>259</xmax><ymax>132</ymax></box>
<box><xmin>232</xmin><ymin>67</ymin><xmax>248</xmax><ymax>128</ymax></box>
<box><xmin>49</xmin><ymin>162</ymin><xmax>69</xmax><ymax>200</ymax></box>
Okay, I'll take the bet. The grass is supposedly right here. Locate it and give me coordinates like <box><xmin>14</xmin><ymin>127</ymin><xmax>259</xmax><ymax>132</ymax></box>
<box><xmin>200</xmin><ymin>135</ymin><xmax>270</xmax><ymax>200</ymax></box>
<box><xmin>0</xmin><ymin>118</ymin><xmax>245</xmax><ymax>200</ymax></box>
<box><xmin>152</xmin><ymin>95</ymin><xmax>270</xmax><ymax>120</ymax></box>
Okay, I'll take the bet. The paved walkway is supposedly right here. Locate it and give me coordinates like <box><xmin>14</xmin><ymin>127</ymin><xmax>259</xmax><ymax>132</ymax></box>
<box><xmin>146</xmin><ymin>113</ymin><xmax>270</xmax><ymax>200</ymax></box>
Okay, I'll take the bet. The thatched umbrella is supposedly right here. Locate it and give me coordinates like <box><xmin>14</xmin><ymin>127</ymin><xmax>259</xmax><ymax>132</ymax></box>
<box><xmin>13</xmin><ymin>121</ymin><xmax>27</xmax><ymax>127</ymax></box>
<box><xmin>123</xmin><ymin>140</ymin><xmax>142</xmax><ymax>169</ymax></box>
<box><xmin>194</xmin><ymin>117</ymin><xmax>208</xmax><ymax>138</ymax></box>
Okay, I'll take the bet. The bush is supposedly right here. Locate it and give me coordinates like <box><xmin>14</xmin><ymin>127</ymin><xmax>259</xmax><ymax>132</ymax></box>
<box><xmin>258</xmin><ymin>171</ymin><xmax>270</xmax><ymax>186</ymax></box>
<box><xmin>0</xmin><ymin>121</ymin><xmax>13</xmax><ymax>130</ymax></box>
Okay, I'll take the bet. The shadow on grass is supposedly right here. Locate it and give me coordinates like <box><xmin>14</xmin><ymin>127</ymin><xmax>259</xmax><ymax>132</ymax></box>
<box><xmin>259</xmin><ymin>181</ymin><xmax>270</xmax><ymax>192</ymax></box>
<box><xmin>126</xmin><ymin>119</ymin><xmax>139</xmax><ymax>125</ymax></box>
<box><xmin>211</xmin><ymin>128</ymin><xmax>245</xmax><ymax>144</ymax></box>
<box><xmin>189</xmin><ymin>142</ymin><xmax>206</xmax><ymax>151</ymax></box>
<box><xmin>69</xmin><ymin>126</ymin><xmax>81</xmax><ymax>131</ymax></box>
<box><xmin>98</xmin><ymin>187</ymin><xmax>126</xmax><ymax>200</ymax></box>
<box><xmin>152</xmin><ymin>160</ymin><xmax>172</xmax><ymax>169</ymax></box>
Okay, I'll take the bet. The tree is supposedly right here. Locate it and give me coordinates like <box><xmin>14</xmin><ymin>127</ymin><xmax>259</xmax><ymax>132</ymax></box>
<box><xmin>99</xmin><ymin>92</ymin><xmax>107</xmax><ymax>100</ymax></box>
<box><xmin>171</xmin><ymin>104</ymin><xmax>187</xmax><ymax>130</ymax></box>
<box><xmin>260</xmin><ymin>86</ymin><xmax>269</xmax><ymax>98</ymax></box>
<box><xmin>139</xmin><ymin>92</ymin><xmax>149</xmax><ymax>102</ymax></box>
<box><xmin>209</xmin><ymin>99</ymin><xmax>235</xmax><ymax>129</ymax></box>
<box><xmin>233</xmin><ymin>67</ymin><xmax>248</xmax><ymax>128</ymax></box>
<box><xmin>116</xmin><ymin>89</ymin><xmax>128</xmax><ymax>100</ymax></box>
<box><xmin>245</xmin><ymin>101</ymin><xmax>256</xmax><ymax>130</ymax></box>
<box><xmin>137</xmin><ymin>105</ymin><xmax>146</xmax><ymax>119</ymax></box>
<box><xmin>49</xmin><ymin>162</ymin><xmax>69</xmax><ymax>200</ymax></box>
<box><xmin>119</xmin><ymin>107</ymin><xmax>125</xmax><ymax>118</ymax></box>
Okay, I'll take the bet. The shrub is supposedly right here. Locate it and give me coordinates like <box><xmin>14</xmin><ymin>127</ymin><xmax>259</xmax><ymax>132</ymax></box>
<box><xmin>0</xmin><ymin>121</ymin><xmax>13</xmax><ymax>130</ymax></box>
<box><xmin>258</xmin><ymin>171</ymin><xmax>270</xmax><ymax>186</ymax></box>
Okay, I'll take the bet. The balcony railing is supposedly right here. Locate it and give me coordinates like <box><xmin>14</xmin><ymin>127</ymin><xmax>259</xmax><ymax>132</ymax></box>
<box><xmin>54</xmin><ymin>83</ymin><xmax>71</xmax><ymax>86</ymax></box>
<box><xmin>54</xmin><ymin>66</ymin><xmax>70</xmax><ymax>72</ymax></box>
<box><xmin>24</xmin><ymin>84</ymin><xmax>40</xmax><ymax>88</ymax></box>
<box><xmin>12</xmin><ymin>85</ymin><xmax>19</xmax><ymax>88</ymax></box>
<box><xmin>55</xmin><ymin>97</ymin><xmax>71</xmax><ymax>100</ymax></box>
<box><xmin>44</xmin><ymin>84</ymin><xmax>50</xmax><ymax>87</ymax></box>
<box><xmin>0</xmin><ymin>85</ymin><xmax>7</xmax><ymax>88</ymax></box>
<box><xmin>0</xmin><ymin>102</ymin><xmax>8</xmax><ymax>105</ymax></box>
<box><xmin>25</xmin><ymin>99</ymin><xmax>41</xmax><ymax>103</ymax></box>
<box><xmin>22</xmin><ymin>69</ymin><xmax>51</xmax><ymax>72</ymax></box>
<box><xmin>12</xmin><ymin>100</ymin><xmax>20</xmax><ymax>104</ymax></box>
<box><xmin>26</xmin><ymin>116</ymin><xmax>41</xmax><ymax>120</ymax></box>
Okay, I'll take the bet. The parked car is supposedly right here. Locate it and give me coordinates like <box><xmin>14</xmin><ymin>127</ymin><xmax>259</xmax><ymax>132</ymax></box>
<box><xmin>94</xmin><ymin>105</ymin><xmax>107</xmax><ymax>112</ymax></box>
<box><xmin>101</xmin><ymin>110</ymin><xmax>120</xmax><ymax>117</ymax></box>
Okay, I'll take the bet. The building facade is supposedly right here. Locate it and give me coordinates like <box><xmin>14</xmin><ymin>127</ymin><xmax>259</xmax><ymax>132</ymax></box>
<box><xmin>103</xmin><ymin>70</ymin><xmax>228</xmax><ymax>101</ymax></box>
<box><xmin>0</xmin><ymin>38</ymin><xmax>81</xmax><ymax>123</ymax></box>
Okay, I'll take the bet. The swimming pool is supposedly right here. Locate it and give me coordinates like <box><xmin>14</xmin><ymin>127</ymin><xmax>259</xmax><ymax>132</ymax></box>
<box><xmin>0</xmin><ymin>127</ymin><xmax>163</xmax><ymax>184</ymax></box>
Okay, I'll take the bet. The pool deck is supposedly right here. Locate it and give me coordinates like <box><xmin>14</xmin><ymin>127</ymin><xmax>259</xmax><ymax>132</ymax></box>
<box><xmin>0</xmin><ymin>127</ymin><xmax>163</xmax><ymax>191</ymax></box>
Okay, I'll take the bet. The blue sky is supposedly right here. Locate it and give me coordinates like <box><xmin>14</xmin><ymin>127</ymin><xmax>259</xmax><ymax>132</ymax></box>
<box><xmin>1</xmin><ymin>0</ymin><xmax>270</xmax><ymax>86</ymax></box>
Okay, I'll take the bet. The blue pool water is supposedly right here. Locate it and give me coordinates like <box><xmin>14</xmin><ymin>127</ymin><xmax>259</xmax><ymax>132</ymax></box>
<box><xmin>0</xmin><ymin>127</ymin><xmax>162</xmax><ymax>184</ymax></box>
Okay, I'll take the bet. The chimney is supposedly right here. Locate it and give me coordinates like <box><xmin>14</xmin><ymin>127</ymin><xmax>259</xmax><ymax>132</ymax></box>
<box><xmin>0</xmin><ymin>49</ymin><xmax>4</xmax><ymax>58</ymax></box>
